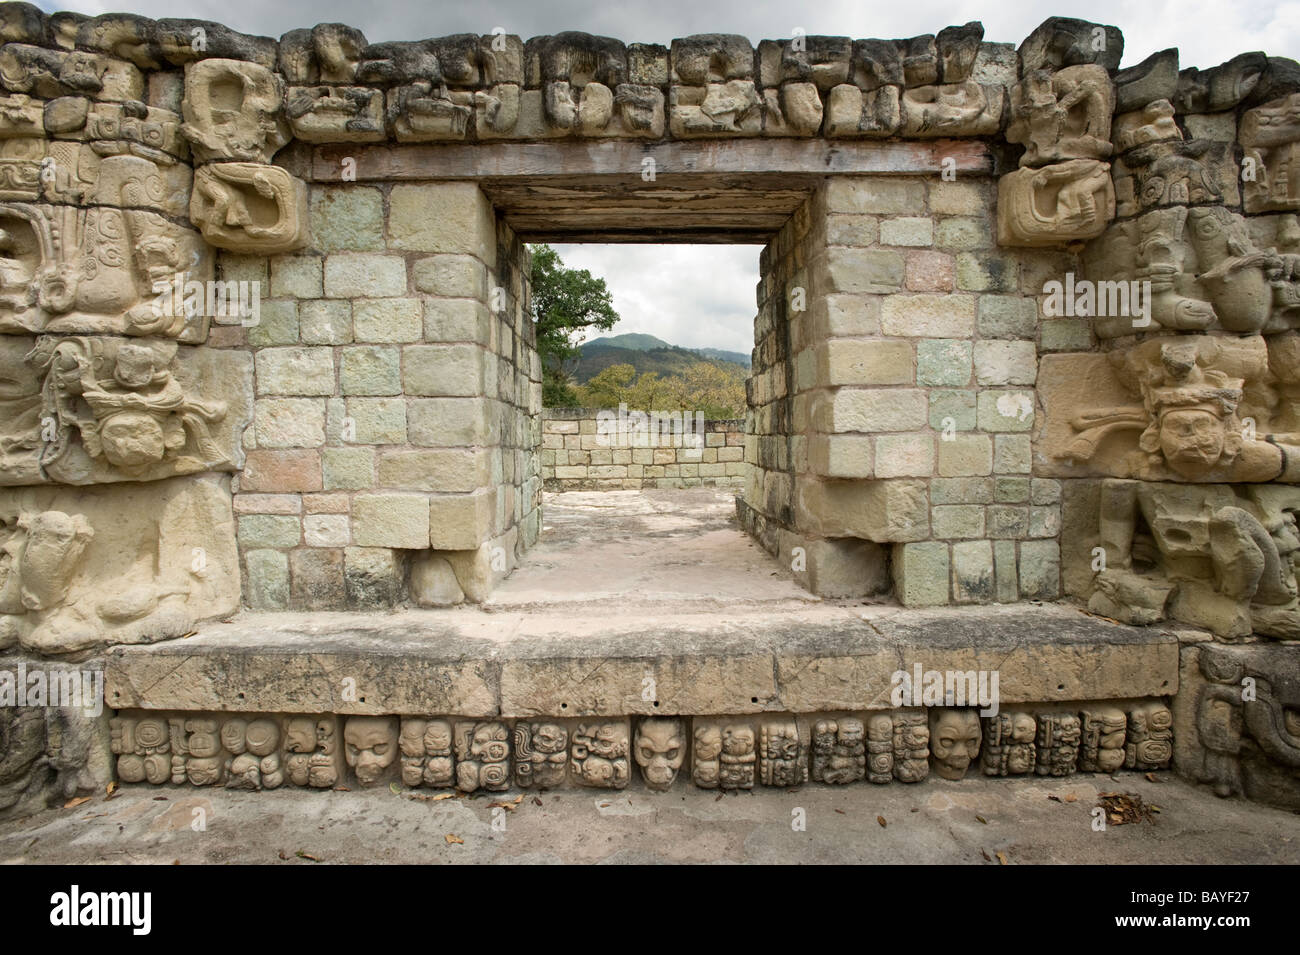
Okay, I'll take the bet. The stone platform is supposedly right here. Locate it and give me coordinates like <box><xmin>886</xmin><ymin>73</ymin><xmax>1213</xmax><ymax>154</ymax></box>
<box><xmin>106</xmin><ymin>490</ymin><xmax>1178</xmax><ymax>717</ymax></box>
<box><xmin>104</xmin><ymin>602</ymin><xmax>1178</xmax><ymax>718</ymax></box>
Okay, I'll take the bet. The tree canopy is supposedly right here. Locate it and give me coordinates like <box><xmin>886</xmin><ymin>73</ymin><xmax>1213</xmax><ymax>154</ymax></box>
<box><xmin>529</xmin><ymin>244</ymin><xmax>619</xmax><ymax>406</ymax></box>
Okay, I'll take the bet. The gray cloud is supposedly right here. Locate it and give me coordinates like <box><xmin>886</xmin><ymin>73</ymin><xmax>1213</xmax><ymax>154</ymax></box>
<box><xmin>38</xmin><ymin>0</ymin><xmax>1296</xmax><ymax>69</ymax></box>
<box><xmin>550</xmin><ymin>243</ymin><xmax>761</xmax><ymax>355</ymax></box>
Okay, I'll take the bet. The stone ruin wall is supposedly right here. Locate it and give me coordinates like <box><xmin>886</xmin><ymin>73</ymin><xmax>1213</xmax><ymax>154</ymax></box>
<box><xmin>541</xmin><ymin>408</ymin><xmax>745</xmax><ymax>490</ymax></box>
<box><xmin>0</xmin><ymin>5</ymin><xmax>1295</xmax><ymax>813</ymax></box>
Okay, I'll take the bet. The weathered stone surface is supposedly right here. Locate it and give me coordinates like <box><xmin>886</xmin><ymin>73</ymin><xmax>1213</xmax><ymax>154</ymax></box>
<box><xmin>101</xmin><ymin>603</ymin><xmax>1178</xmax><ymax>718</ymax></box>
<box><xmin>0</xmin><ymin>475</ymin><xmax>239</xmax><ymax>654</ymax></box>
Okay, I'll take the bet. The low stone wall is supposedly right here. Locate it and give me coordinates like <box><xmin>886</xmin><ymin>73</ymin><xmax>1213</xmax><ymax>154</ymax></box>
<box><xmin>541</xmin><ymin>408</ymin><xmax>745</xmax><ymax>490</ymax></box>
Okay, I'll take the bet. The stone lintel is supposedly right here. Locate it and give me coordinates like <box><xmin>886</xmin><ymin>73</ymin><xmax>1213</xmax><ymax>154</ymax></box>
<box><xmin>299</xmin><ymin>138</ymin><xmax>995</xmax><ymax>182</ymax></box>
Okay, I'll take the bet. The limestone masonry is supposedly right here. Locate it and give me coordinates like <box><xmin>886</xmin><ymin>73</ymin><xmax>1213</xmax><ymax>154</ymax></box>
<box><xmin>541</xmin><ymin>409</ymin><xmax>745</xmax><ymax>490</ymax></box>
<box><xmin>0</xmin><ymin>5</ymin><xmax>1296</xmax><ymax>818</ymax></box>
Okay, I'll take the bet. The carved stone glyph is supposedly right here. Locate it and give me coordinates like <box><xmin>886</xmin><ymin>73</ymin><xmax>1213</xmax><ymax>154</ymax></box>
<box><xmin>1035</xmin><ymin>711</ymin><xmax>1080</xmax><ymax>775</ymax></box>
<box><xmin>758</xmin><ymin>720</ymin><xmax>804</xmax><ymax>786</ymax></box>
<box><xmin>981</xmin><ymin>710</ymin><xmax>1036</xmax><ymax>775</ymax></box>
<box><xmin>0</xmin><ymin>200</ymin><xmax>213</xmax><ymax>342</ymax></box>
<box><xmin>344</xmin><ymin>715</ymin><xmax>399</xmax><ymax>787</ymax></box>
<box><xmin>634</xmin><ymin>717</ymin><xmax>684</xmax><ymax>790</ymax></box>
<box><xmin>892</xmin><ymin>710</ymin><xmax>930</xmax><ymax>782</ymax></box>
<box><xmin>0</xmin><ymin>335</ymin><xmax>250</xmax><ymax>486</ymax></box>
<box><xmin>997</xmin><ymin>159</ymin><xmax>1115</xmax><ymax>246</ymax></box>
<box><xmin>455</xmin><ymin>720</ymin><xmax>510</xmax><ymax>792</ymax></box>
<box><xmin>180</xmin><ymin>58</ymin><xmax>287</xmax><ymax>163</ymax></box>
<box><xmin>1125</xmin><ymin>701</ymin><xmax>1174</xmax><ymax>770</ymax></box>
<box><xmin>190</xmin><ymin>161</ymin><xmax>308</xmax><ymax>253</ymax></box>
<box><xmin>1079</xmin><ymin>706</ymin><xmax>1127</xmax><ymax>772</ymax></box>
<box><xmin>571</xmin><ymin>719</ymin><xmax>629</xmax><ymax>789</ymax></box>
<box><xmin>399</xmin><ymin>717</ymin><xmax>455</xmax><ymax>788</ymax></box>
<box><xmin>514</xmin><ymin>720</ymin><xmax>568</xmax><ymax>789</ymax></box>
<box><xmin>0</xmin><ymin>475</ymin><xmax>238</xmax><ymax>654</ymax></box>
<box><xmin>1240</xmin><ymin>94</ymin><xmax>1300</xmax><ymax>214</ymax></box>
<box><xmin>928</xmin><ymin>709</ymin><xmax>981</xmax><ymax>780</ymax></box>
<box><xmin>811</xmin><ymin>716</ymin><xmax>865</xmax><ymax>784</ymax></box>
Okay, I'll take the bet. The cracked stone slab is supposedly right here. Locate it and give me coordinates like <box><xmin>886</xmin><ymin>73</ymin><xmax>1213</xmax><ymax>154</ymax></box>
<box><xmin>105</xmin><ymin>603</ymin><xmax>1178</xmax><ymax>718</ymax></box>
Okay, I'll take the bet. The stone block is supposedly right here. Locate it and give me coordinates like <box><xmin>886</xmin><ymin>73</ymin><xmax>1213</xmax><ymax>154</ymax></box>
<box><xmin>353</xmin><ymin>493</ymin><xmax>432</xmax><ymax>549</ymax></box>
<box><xmin>388</xmin><ymin>182</ymin><xmax>496</xmax><ymax>263</ymax></box>
<box><xmin>339</xmin><ymin>346</ymin><xmax>401</xmax><ymax>395</ymax></box>
<box><xmin>952</xmin><ymin>539</ymin><xmax>995</xmax><ymax>603</ymax></box>
<box><xmin>917</xmin><ymin>339</ymin><xmax>972</xmax><ymax>386</ymax></box>
<box><xmin>818</xmin><ymin>338</ymin><xmax>913</xmax><ymax>386</ymax></box>
<box><xmin>403</xmin><ymin>344</ymin><xmax>486</xmax><ymax>396</ymax></box>
<box><xmin>874</xmin><ymin>434</ymin><xmax>935</xmax><ymax>478</ymax></box>
<box><xmin>244</xmin><ymin>549</ymin><xmax>289</xmax><ymax>610</ymax></box>
<box><xmin>310</xmin><ymin>186</ymin><xmax>385</xmax><ymax>251</ymax></box>
<box><xmin>255</xmin><ymin>347</ymin><xmax>335</xmax><ymax>396</ymax></box>
<box><xmin>300</xmin><ymin>300</ymin><xmax>353</xmax><ymax>344</ymax></box>
<box><xmin>880</xmin><ymin>293</ymin><xmax>976</xmax><ymax>337</ymax></box>
<box><xmin>1020</xmin><ymin>540</ymin><xmax>1061</xmax><ymax>599</ymax></box>
<box><xmin>322</xmin><ymin>447</ymin><xmax>374</xmax><ymax>490</ymax></box>
<box><xmin>937</xmin><ymin>434</ymin><xmax>992</xmax><ymax>477</ymax></box>
<box><xmin>324</xmin><ymin>254</ymin><xmax>407</xmax><ymax>298</ymax></box>
<box><xmin>353</xmin><ymin>298</ymin><xmax>423</xmax><ymax>343</ymax></box>
<box><xmin>893</xmin><ymin>541</ymin><xmax>951</xmax><ymax>606</ymax></box>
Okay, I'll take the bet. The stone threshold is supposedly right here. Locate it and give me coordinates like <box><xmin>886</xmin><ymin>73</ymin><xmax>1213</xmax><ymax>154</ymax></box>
<box><xmin>105</xmin><ymin>602</ymin><xmax>1179</xmax><ymax>718</ymax></box>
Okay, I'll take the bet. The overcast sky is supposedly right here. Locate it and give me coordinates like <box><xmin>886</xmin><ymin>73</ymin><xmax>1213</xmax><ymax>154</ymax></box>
<box><xmin>37</xmin><ymin>0</ymin><xmax>1299</xmax><ymax>352</ymax></box>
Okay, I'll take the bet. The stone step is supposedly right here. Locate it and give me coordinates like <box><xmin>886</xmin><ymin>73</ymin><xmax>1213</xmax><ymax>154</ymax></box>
<box><xmin>105</xmin><ymin>602</ymin><xmax>1179</xmax><ymax>718</ymax></box>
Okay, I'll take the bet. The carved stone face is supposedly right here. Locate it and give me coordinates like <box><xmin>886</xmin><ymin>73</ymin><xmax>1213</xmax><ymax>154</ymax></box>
<box><xmin>929</xmin><ymin>710</ymin><xmax>982</xmax><ymax>780</ymax></box>
<box><xmin>470</xmin><ymin>723</ymin><xmax>509</xmax><ymax>762</ymax></box>
<box><xmin>99</xmin><ymin>412</ymin><xmax>166</xmax><ymax>471</ymax></box>
<box><xmin>344</xmin><ymin>716</ymin><xmax>399</xmax><ymax>786</ymax></box>
<box><xmin>284</xmin><ymin>718</ymin><xmax>315</xmax><ymax>753</ymax></box>
<box><xmin>113</xmin><ymin>345</ymin><xmax>159</xmax><ymax>388</ymax></box>
<box><xmin>533</xmin><ymin>723</ymin><xmax>566</xmax><ymax>755</ymax></box>
<box><xmin>423</xmin><ymin>719</ymin><xmax>451</xmax><ymax>755</ymax></box>
<box><xmin>399</xmin><ymin>718</ymin><xmax>427</xmax><ymax>757</ymax></box>
<box><xmin>635</xmin><ymin>718</ymin><xmax>685</xmax><ymax>790</ymax></box>
<box><xmin>1159</xmin><ymin>409</ymin><xmax>1227</xmax><ymax>476</ymax></box>
<box><xmin>722</xmin><ymin>724</ymin><xmax>754</xmax><ymax>756</ymax></box>
<box><xmin>1010</xmin><ymin>713</ymin><xmax>1036</xmax><ymax>742</ymax></box>
<box><xmin>694</xmin><ymin>724</ymin><xmax>722</xmax><ymax>760</ymax></box>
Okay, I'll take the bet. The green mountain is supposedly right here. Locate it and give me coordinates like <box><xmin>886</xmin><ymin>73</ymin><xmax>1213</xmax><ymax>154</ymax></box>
<box><xmin>587</xmin><ymin>332</ymin><xmax>673</xmax><ymax>351</ymax></box>
<box><xmin>575</xmin><ymin>338</ymin><xmax>749</xmax><ymax>384</ymax></box>
<box><xmin>574</xmin><ymin>334</ymin><xmax>751</xmax><ymax>383</ymax></box>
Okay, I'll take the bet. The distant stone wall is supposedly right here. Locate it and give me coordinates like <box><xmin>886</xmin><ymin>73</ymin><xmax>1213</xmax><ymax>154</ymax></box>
<box><xmin>541</xmin><ymin>408</ymin><xmax>745</xmax><ymax>490</ymax></box>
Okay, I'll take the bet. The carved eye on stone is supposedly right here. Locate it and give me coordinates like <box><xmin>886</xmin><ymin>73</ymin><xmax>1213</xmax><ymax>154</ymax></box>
<box><xmin>1195</xmin><ymin>217</ymin><xmax>1220</xmax><ymax>238</ymax></box>
<box><xmin>666</xmin><ymin>748</ymin><xmax>679</xmax><ymax>761</ymax></box>
<box><xmin>372</xmin><ymin>744</ymin><xmax>388</xmax><ymax>756</ymax></box>
<box><xmin>135</xmin><ymin>719</ymin><xmax>167</xmax><ymax>749</ymax></box>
